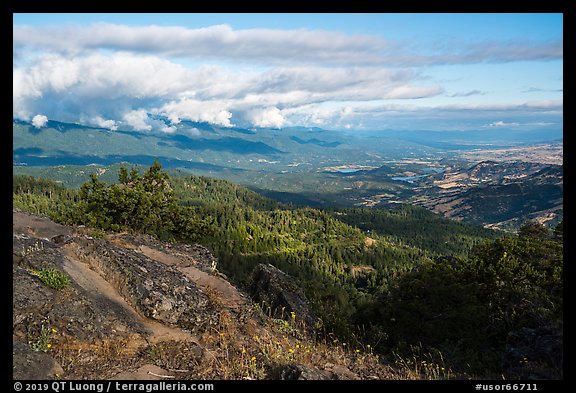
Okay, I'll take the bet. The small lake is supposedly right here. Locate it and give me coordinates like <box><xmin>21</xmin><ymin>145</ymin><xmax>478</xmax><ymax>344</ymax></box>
<box><xmin>392</xmin><ymin>167</ymin><xmax>445</xmax><ymax>183</ymax></box>
<box><xmin>424</xmin><ymin>167</ymin><xmax>445</xmax><ymax>173</ymax></box>
<box><xmin>391</xmin><ymin>174</ymin><xmax>429</xmax><ymax>183</ymax></box>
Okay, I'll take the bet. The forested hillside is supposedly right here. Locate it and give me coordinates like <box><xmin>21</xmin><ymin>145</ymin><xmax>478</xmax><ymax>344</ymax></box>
<box><xmin>13</xmin><ymin>162</ymin><xmax>563</xmax><ymax>379</ymax></box>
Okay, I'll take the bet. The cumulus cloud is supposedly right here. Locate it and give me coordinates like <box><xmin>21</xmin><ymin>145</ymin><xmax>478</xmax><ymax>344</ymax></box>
<box><xmin>13</xmin><ymin>52</ymin><xmax>203</xmax><ymax>101</ymax></box>
<box><xmin>31</xmin><ymin>114</ymin><xmax>48</xmax><ymax>128</ymax></box>
<box><xmin>90</xmin><ymin>116</ymin><xmax>118</xmax><ymax>130</ymax></box>
<box><xmin>166</xmin><ymin>113</ymin><xmax>181</xmax><ymax>125</ymax></box>
<box><xmin>157</xmin><ymin>98</ymin><xmax>234</xmax><ymax>127</ymax></box>
<box><xmin>13</xmin><ymin>52</ymin><xmax>202</xmax><ymax>123</ymax></box>
<box><xmin>245</xmin><ymin>107</ymin><xmax>286</xmax><ymax>128</ymax></box>
<box><xmin>122</xmin><ymin>109</ymin><xmax>153</xmax><ymax>131</ymax></box>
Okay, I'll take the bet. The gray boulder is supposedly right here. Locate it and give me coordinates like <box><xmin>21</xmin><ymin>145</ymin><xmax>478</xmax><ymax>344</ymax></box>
<box><xmin>13</xmin><ymin>341</ymin><xmax>64</xmax><ymax>380</ymax></box>
<box><xmin>248</xmin><ymin>263</ymin><xmax>316</xmax><ymax>328</ymax></box>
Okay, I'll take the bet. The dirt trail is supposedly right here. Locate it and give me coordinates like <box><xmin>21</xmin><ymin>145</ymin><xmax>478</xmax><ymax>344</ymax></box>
<box><xmin>107</xmin><ymin>236</ymin><xmax>246</xmax><ymax>311</ymax></box>
<box><xmin>137</xmin><ymin>245</ymin><xmax>247</xmax><ymax>311</ymax></box>
<box><xmin>61</xmin><ymin>248</ymin><xmax>197</xmax><ymax>347</ymax></box>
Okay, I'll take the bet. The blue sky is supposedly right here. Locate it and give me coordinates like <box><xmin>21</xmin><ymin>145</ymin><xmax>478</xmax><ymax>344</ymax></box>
<box><xmin>13</xmin><ymin>13</ymin><xmax>563</xmax><ymax>133</ymax></box>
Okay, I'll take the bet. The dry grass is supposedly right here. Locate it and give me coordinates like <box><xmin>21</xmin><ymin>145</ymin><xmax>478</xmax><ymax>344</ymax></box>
<box><xmin>38</xmin><ymin>276</ymin><xmax>456</xmax><ymax>380</ymax></box>
<box><xmin>189</xmin><ymin>303</ymin><xmax>404</xmax><ymax>380</ymax></box>
<box><xmin>45</xmin><ymin>306</ymin><xmax>460</xmax><ymax>380</ymax></box>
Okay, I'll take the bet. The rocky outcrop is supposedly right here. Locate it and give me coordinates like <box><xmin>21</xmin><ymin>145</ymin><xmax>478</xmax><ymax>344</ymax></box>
<box><xmin>64</xmin><ymin>236</ymin><xmax>219</xmax><ymax>333</ymax></box>
<box><xmin>13</xmin><ymin>265</ymin><xmax>56</xmax><ymax>327</ymax></box>
<box><xmin>108</xmin><ymin>233</ymin><xmax>218</xmax><ymax>274</ymax></box>
<box><xmin>248</xmin><ymin>263</ymin><xmax>317</xmax><ymax>328</ymax></box>
<box><xmin>13</xmin><ymin>215</ymin><xmax>220</xmax><ymax>380</ymax></box>
<box><xmin>13</xmin><ymin>212</ymin><xmax>395</xmax><ymax>380</ymax></box>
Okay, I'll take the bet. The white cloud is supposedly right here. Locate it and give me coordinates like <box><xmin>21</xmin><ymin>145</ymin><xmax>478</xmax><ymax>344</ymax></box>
<box><xmin>14</xmin><ymin>23</ymin><xmax>562</xmax><ymax>66</ymax></box>
<box><xmin>447</xmin><ymin>90</ymin><xmax>486</xmax><ymax>98</ymax></box>
<box><xmin>158</xmin><ymin>98</ymin><xmax>233</xmax><ymax>128</ymax></box>
<box><xmin>246</xmin><ymin>107</ymin><xmax>286</xmax><ymax>128</ymax></box>
<box><xmin>31</xmin><ymin>114</ymin><xmax>48</xmax><ymax>128</ymax></box>
<box><xmin>12</xmin><ymin>21</ymin><xmax>563</xmax><ymax>132</ymax></box>
<box><xmin>487</xmin><ymin>120</ymin><xmax>510</xmax><ymax>127</ymax></box>
<box><xmin>281</xmin><ymin>105</ymin><xmax>336</xmax><ymax>127</ymax></box>
<box><xmin>13</xmin><ymin>52</ymin><xmax>199</xmax><ymax>103</ymax></box>
<box><xmin>160</xmin><ymin>125</ymin><xmax>177</xmax><ymax>133</ymax></box>
<box><xmin>340</xmin><ymin>106</ymin><xmax>354</xmax><ymax>117</ymax></box>
<box><xmin>13</xmin><ymin>23</ymin><xmax>388</xmax><ymax>66</ymax></box>
<box><xmin>384</xmin><ymin>85</ymin><xmax>444</xmax><ymax>99</ymax></box>
<box><xmin>183</xmin><ymin>127</ymin><xmax>202</xmax><ymax>137</ymax></box>
<box><xmin>122</xmin><ymin>109</ymin><xmax>152</xmax><ymax>131</ymax></box>
<box><xmin>7</xmin><ymin>50</ymin><xmax>498</xmax><ymax>131</ymax></box>
<box><xmin>462</xmin><ymin>39</ymin><xmax>563</xmax><ymax>63</ymax></box>
<box><xmin>117</xmin><ymin>109</ymin><xmax>178</xmax><ymax>133</ymax></box>
<box><xmin>166</xmin><ymin>113</ymin><xmax>181</xmax><ymax>125</ymax></box>
<box><xmin>91</xmin><ymin>116</ymin><xmax>118</xmax><ymax>130</ymax></box>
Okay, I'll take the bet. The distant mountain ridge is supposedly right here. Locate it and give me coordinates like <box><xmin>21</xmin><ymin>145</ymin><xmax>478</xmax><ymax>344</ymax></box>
<box><xmin>13</xmin><ymin>118</ymin><xmax>563</xmax><ymax>230</ymax></box>
<box><xmin>13</xmin><ymin>118</ymin><xmax>357</xmax><ymax>171</ymax></box>
<box><xmin>15</xmin><ymin>117</ymin><xmax>562</xmax><ymax>172</ymax></box>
